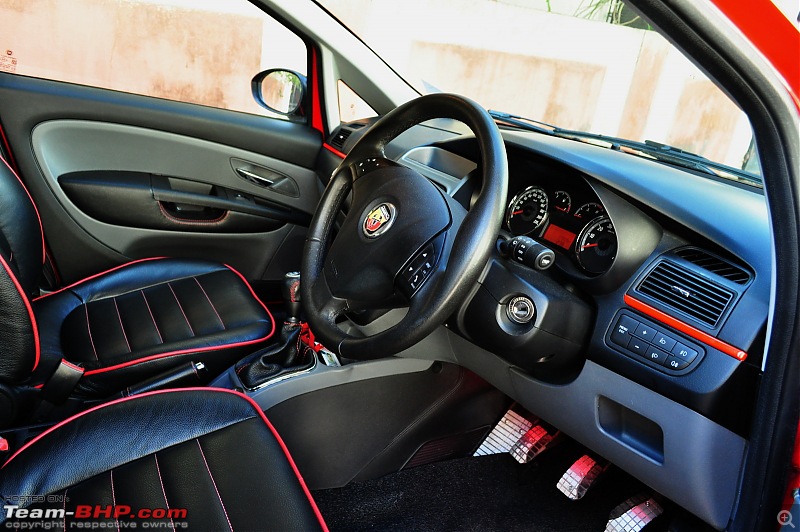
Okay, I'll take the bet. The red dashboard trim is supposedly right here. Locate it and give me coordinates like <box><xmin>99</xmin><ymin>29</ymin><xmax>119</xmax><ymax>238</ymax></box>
<box><xmin>322</xmin><ymin>143</ymin><xmax>347</xmax><ymax>159</ymax></box>
<box><xmin>624</xmin><ymin>294</ymin><xmax>748</xmax><ymax>362</ymax></box>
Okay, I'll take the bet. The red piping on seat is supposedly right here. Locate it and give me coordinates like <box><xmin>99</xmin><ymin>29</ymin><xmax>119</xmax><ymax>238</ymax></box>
<box><xmin>80</xmin><ymin>264</ymin><xmax>275</xmax><ymax>376</ymax></box>
<box><xmin>223</xmin><ymin>264</ymin><xmax>271</xmax><ymax>314</ymax></box>
<box><xmin>33</xmin><ymin>257</ymin><xmax>167</xmax><ymax>301</ymax></box>
<box><xmin>1</xmin><ymin>387</ymin><xmax>329</xmax><ymax>531</ymax></box>
<box><xmin>81</xmin><ymin>334</ymin><xmax>275</xmax><ymax>376</ymax></box>
<box><xmin>0</xmin><ymin>156</ymin><xmax>46</xmax><ymax>265</ymax></box>
<box><xmin>0</xmin><ymin>254</ymin><xmax>40</xmax><ymax>371</ymax></box>
<box><xmin>0</xmin><ymin>123</ymin><xmax>18</xmax><ymax>170</ymax></box>
<box><xmin>241</xmin><ymin>391</ymin><xmax>330</xmax><ymax>531</ymax></box>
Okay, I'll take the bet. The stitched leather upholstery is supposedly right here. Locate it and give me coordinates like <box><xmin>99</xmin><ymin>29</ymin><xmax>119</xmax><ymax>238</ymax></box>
<box><xmin>0</xmin><ymin>156</ymin><xmax>43</xmax><ymax>381</ymax></box>
<box><xmin>33</xmin><ymin>259</ymin><xmax>274</xmax><ymax>397</ymax></box>
<box><xmin>0</xmin><ymin>157</ymin><xmax>44</xmax><ymax>296</ymax></box>
<box><xmin>0</xmin><ymin>158</ymin><xmax>275</xmax><ymax>397</ymax></box>
<box><xmin>0</xmin><ymin>389</ymin><xmax>327</xmax><ymax>530</ymax></box>
<box><xmin>0</xmin><ymin>252</ymin><xmax>38</xmax><ymax>382</ymax></box>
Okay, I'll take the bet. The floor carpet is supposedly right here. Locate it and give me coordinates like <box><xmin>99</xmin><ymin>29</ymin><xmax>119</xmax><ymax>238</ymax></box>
<box><xmin>313</xmin><ymin>439</ymin><xmax>655</xmax><ymax>531</ymax></box>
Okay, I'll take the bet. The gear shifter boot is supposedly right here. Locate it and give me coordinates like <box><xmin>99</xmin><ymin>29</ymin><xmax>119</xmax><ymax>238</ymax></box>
<box><xmin>236</xmin><ymin>327</ymin><xmax>302</xmax><ymax>389</ymax></box>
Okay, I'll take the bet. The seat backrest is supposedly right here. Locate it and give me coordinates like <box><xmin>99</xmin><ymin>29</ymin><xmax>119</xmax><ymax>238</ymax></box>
<box><xmin>0</xmin><ymin>156</ymin><xmax>44</xmax><ymax>381</ymax></box>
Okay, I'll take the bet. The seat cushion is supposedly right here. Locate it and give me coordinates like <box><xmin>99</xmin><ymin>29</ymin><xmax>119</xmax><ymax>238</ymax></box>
<box><xmin>0</xmin><ymin>388</ymin><xmax>327</xmax><ymax>530</ymax></box>
<box><xmin>33</xmin><ymin>258</ymin><xmax>275</xmax><ymax>396</ymax></box>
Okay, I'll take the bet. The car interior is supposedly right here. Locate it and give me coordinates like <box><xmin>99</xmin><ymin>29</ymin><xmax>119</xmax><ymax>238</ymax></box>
<box><xmin>0</xmin><ymin>0</ymin><xmax>797</xmax><ymax>531</ymax></box>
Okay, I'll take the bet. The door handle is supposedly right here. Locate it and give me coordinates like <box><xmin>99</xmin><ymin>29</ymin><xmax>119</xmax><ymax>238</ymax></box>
<box><xmin>235</xmin><ymin>167</ymin><xmax>275</xmax><ymax>187</ymax></box>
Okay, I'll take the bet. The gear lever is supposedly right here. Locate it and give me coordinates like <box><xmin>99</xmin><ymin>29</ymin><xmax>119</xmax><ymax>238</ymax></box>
<box><xmin>234</xmin><ymin>272</ymin><xmax>310</xmax><ymax>389</ymax></box>
<box><xmin>283</xmin><ymin>271</ymin><xmax>302</xmax><ymax>323</ymax></box>
<box><xmin>280</xmin><ymin>272</ymin><xmax>303</xmax><ymax>366</ymax></box>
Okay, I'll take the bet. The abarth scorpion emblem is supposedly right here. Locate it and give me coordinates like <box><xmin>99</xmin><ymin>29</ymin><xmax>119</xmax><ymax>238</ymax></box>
<box><xmin>363</xmin><ymin>203</ymin><xmax>396</xmax><ymax>238</ymax></box>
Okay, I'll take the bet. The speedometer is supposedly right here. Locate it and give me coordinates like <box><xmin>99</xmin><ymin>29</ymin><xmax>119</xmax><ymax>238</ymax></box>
<box><xmin>575</xmin><ymin>216</ymin><xmax>617</xmax><ymax>274</ymax></box>
<box><xmin>505</xmin><ymin>186</ymin><xmax>549</xmax><ymax>235</ymax></box>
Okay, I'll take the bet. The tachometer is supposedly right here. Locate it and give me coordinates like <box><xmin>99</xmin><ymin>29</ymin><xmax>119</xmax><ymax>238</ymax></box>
<box><xmin>575</xmin><ymin>217</ymin><xmax>617</xmax><ymax>274</ymax></box>
<box><xmin>573</xmin><ymin>202</ymin><xmax>604</xmax><ymax>220</ymax></box>
<box><xmin>506</xmin><ymin>186</ymin><xmax>549</xmax><ymax>235</ymax></box>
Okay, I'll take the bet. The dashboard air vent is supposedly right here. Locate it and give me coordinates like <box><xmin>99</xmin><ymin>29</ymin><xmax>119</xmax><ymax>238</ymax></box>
<box><xmin>675</xmin><ymin>247</ymin><xmax>751</xmax><ymax>284</ymax></box>
<box><xmin>637</xmin><ymin>260</ymin><xmax>734</xmax><ymax>328</ymax></box>
<box><xmin>330</xmin><ymin>128</ymin><xmax>352</xmax><ymax>150</ymax></box>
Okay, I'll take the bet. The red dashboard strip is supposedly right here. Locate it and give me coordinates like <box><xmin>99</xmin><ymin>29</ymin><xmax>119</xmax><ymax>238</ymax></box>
<box><xmin>624</xmin><ymin>294</ymin><xmax>747</xmax><ymax>361</ymax></box>
<box><xmin>322</xmin><ymin>143</ymin><xmax>346</xmax><ymax>159</ymax></box>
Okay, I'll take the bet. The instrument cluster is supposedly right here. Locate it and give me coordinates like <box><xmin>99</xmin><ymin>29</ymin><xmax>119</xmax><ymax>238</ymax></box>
<box><xmin>505</xmin><ymin>183</ymin><xmax>617</xmax><ymax>275</ymax></box>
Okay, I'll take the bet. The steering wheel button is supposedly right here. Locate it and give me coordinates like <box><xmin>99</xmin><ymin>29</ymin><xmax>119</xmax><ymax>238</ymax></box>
<box><xmin>633</xmin><ymin>323</ymin><xmax>657</xmax><ymax>341</ymax></box>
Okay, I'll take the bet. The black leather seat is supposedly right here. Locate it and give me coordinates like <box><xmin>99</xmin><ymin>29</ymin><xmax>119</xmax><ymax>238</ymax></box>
<box><xmin>0</xmin><ymin>388</ymin><xmax>327</xmax><ymax>530</ymax></box>
<box><xmin>0</xmin><ymin>157</ymin><xmax>275</xmax><ymax>399</ymax></box>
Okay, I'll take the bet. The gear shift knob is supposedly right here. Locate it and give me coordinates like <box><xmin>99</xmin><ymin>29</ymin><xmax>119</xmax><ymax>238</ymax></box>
<box><xmin>282</xmin><ymin>271</ymin><xmax>302</xmax><ymax>322</ymax></box>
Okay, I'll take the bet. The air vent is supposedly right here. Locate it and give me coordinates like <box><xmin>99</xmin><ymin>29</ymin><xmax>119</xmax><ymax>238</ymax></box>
<box><xmin>637</xmin><ymin>260</ymin><xmax>734</xmax><ymax>328</ymax></box>
<box><xmin>329</xmin><ymin>128</ymin><xmax>352</xmax><ymax>150</ymax></box>
<box><xmin>675</xmin><ymin>247</ymin><xmax>751</xmax><ymax>284</ymax></box>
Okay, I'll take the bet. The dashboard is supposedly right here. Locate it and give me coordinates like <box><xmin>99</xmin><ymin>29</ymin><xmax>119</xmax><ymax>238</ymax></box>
<box><xmin>330</xmin><ymin>118</ymin><xmax>771</xmax><ymax>530</ymax></box>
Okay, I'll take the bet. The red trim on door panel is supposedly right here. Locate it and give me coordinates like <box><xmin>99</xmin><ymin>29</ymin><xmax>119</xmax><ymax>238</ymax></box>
<box><xmin>0</xmin><ymin>254</ymin><xmax>40</xmax><ymax>371</ymax></box>
<box><xmin>624</xmin><ymin>294</ymin><xmax>748</xmax><ymax>361</ymax></box>
<box><xmin>33</xmin><ymin>257</ymin><xmax>167</xmax><ymax>301</ymax></box>
<box><xmin>0</xmin><ymin>387</ymin><xmax>329</xmax><ymax>531</ymax></box>
<box><xmin>311</xmin><ymin>47</ymin><xmax>325</xmax><ymax>135</ymax></box>
<box><xmin>322</xmin><ymin>143</ymin><xmax>346</xmax><ymax>159</ymax></box>
<box><xmin>710</xmin><ymin>0</ymin><xmax>800</xmax><ymax>109</ymax></box>
<box><xmin>1</xmin><ymin>156</ymin><xmax>46</xmax><ymax>264</ymax></box>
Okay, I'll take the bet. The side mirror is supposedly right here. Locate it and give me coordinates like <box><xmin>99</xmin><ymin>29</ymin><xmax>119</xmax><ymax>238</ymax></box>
<box><xmin>251</xmin><ymin>69</ymin><xmax>306</xmax><ymax>116</ymax></box>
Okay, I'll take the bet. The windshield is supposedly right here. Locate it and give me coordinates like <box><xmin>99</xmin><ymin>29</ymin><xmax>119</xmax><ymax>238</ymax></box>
<box><xmin>317</xmin><ymin>0</ymin><xmax>761</xmax><ymax>180</ymax></box>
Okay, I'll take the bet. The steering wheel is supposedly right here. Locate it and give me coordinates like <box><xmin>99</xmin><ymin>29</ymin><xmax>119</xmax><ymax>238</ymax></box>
<box><xmin>300</xmin><ymin>93</ymin><xmax>508</xmax><ymax>359</ymax></box>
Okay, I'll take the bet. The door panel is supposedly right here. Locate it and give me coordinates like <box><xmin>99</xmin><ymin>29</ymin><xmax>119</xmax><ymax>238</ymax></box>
<box><xmin>0</xmin><ymin>73</ymin><xmax>324</xmax><ymax>282</ymax></box>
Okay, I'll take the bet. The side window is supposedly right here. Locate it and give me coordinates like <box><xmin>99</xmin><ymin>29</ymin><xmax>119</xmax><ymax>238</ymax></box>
<box><xmin>337</xmin><ymin>80</ymin><xmax>377</xmax><ymax>122</ymax></box>
<box><xmin>0</xmin><ymin>0</ymin><xmax>307</xmax><ymax>119</ymax></box>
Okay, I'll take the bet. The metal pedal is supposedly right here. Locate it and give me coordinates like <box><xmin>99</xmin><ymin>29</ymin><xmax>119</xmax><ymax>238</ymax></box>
<box><xmin>605</xmin><ymin>494</ymin><xmax>664</xmax><ymax>532</ymax></box>
<box><xmin>474</xmin><ymin>408</ymin><xmax>537</xmax><ymax>456</ymax></box>
<box><xmin>556</xmin><ymin>454</ymin><xmax>610</xmax><ymax>500</ymax></box>
<box><xmin>509</xmin><ymin>424</ymin><xmax>559</xmax><ymax>464</ymax></box>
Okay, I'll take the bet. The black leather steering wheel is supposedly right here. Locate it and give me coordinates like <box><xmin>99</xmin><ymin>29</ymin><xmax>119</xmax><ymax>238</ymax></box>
<box><xmin>300</xmin><ymin>93</ymin><xmax>508</xmax><ymax>359</ymax></box>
